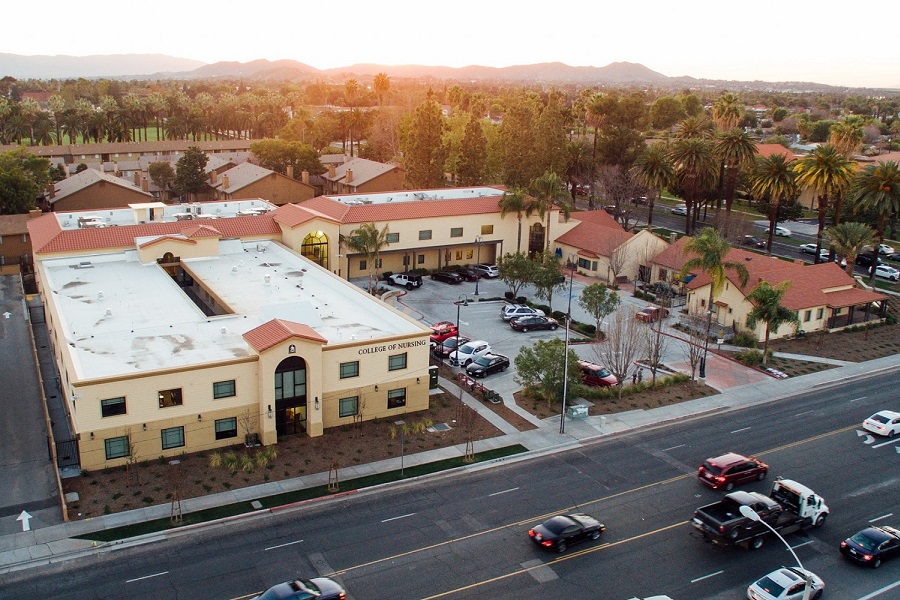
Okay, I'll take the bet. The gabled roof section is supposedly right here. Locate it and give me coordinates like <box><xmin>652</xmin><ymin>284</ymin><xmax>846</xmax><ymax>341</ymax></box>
<box><xmin>326</xmin><ymin>157</ymin><xmax>400</xmax><ymax>185</ymax></box>
<box><xmin>293</xmin><ymin>196</ymin><xmax>352</xmax><ymax>222</ymax></box>
<box><xmin>243</xmin><ymin>318</ymin><xmax>328</xmax><ymax>352</ymax></box>
<box><xmin>47</xmin><ymin>168</ymin><xmax>153</xmax><ymax>204</ymax></box>
<box><xmin>138</xmin><ymin>235</ymin><xmax>196</xmax><ymax>249</ymax></box>
<box><xmin>271</xmin><ymin>203</ymin><xmax>342</xmax><ymax>228</ymax></box>
<box><xmin>0</xmin><ymin>212</ymin><xmax>39</xmax><ymax>236</ymax></box>
<box><xmin>651</xmin><ymin>235</ymin><xmax>692</xmax><ymax>270</ymax></box>
<box><xmin>215</xmin><ymin>162</ymin><xmax>276</xmax><ymax>191</ymax></box>
<box><xmin>555</xmin><ymin>209</ymin><xmax>633</xmax><ymax>256</ymax></box>
<box><xmin>181</xmin><ymin>224</ymin><xmax>224</xmax><ymax>238</ymax></box>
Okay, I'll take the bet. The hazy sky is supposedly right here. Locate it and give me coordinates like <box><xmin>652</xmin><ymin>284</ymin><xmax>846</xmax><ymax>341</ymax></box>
<box><xmin>5</xmin><ymin>0</ymin><xmax>898</xmax><ymax>89</ymax></box>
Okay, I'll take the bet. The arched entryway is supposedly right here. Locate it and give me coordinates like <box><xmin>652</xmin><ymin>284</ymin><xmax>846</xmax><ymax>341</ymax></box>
<box><xmin>528</xmin><ymin>223</ymin><xmax>545</xmax><ymax>257</ymax></box>
<box><xmin>301</xmin><ymin>231</ymin><xmax>329</xmax><ymax>269</ymax></box>
<box><xmin>274</xmin><ymin>356</ymin><xmax>307</xmax><ymax>436</ymax></box>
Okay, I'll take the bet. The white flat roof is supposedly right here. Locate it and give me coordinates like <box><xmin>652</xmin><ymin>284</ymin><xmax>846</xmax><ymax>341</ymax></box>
<box><xmin>43</xmin><ymin>240</ymin><xmax>423</xmax><ymax>381</ymax></box>
<box><xmin>324</xmin><ymin>186</ymin><xmax>502</xmax><ymax>206</ymax></box>
<box><xmin>54</xmin><ymin>199</ymin><xmax>276</xmax><ymax>230</ymax></box>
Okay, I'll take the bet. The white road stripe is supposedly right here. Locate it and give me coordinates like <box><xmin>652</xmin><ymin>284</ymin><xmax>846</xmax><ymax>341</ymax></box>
<box><xmin>850</xmin><ymin>396</ymin><xmax>867</xmax><ymax>402</ymax></box>
<box><xmin>382</xmin><ymin>513</ymin><xmax>416</xmax><ymax>523</ymax></box>
<box><xmin>730</xmin><ymin>427</ymin><xmax>751</xmax><ymax>434</ymax></box>
<box><xmin>663</xmin><ymin>444</ymin><xmax>686</xmax><ymax>451</ymax></box>
<box><xmin>265</xmin><ymin>539</ymin><xmax>304</xmax><ymax>551</ymax></box>
<box><xmin>873</xmin><ymin>439</ymin><xmax>900</xmax><ymax>449</ymax></box>
<box><xmin>489</xmin><ymin>487</ymin><xmax>519</xmax><ymax>497</ymax></box>
<box><xmin>791</xmin><ymin>540</ymin><xmax>814</xmax><ymax>549</ymax></box>
<box><xmin>794</xmin><ymin>410</ymin><xmax>813</xmax><ymax>417</ymax></box>
<box><xmin>856</xmin><ymin>579</ymin><xmax>900</xmax><ymax>600</ymax></box>
<box><xmin>869</xmin><ymin>513</ymin><xmax>894</xmax><ymax>523</ymax></box>
<box><xmin>691</xmin><ymin>570</ymin><xmax>723</xmax><ymax>583</ymax></box>
<box><xmin>126</xmin><ymin>572</ymin><xmax>168</xmax><ymax>583</ymax></box>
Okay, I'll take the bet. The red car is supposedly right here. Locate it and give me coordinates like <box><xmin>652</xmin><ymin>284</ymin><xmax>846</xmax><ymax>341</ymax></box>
<box><xmin>697</xmin><ymin>452</ymin><xmax>768</xmax><ymax>491</ymax></box>
<box><xmin>429</xmin><ymin>321</ymin><xmax>459</xmax><ymax>345</ymax></box>
<box><xmin>636</xmin><ymin>305</ymin><xmax>669</xmax><ymax>323</ymax></box>
<box><xmin>578</xmin><ymin>361</ymin><xmax>618</xmax><ymax>387</ymax></box>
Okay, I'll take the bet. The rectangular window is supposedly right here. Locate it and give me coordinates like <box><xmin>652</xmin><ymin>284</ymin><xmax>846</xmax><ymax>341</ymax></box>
<box><xmin>450</xmin><ymin>227</ymin><xmax>463</xmax><ymax>238</ymax></box>
<box><xmin>659</xmin><ymin>269</ymin><xmax>668</xmax><ymax>281</ymax></box>
<box><xmin>455</xmin><ymin>250</ymin><xmax>462</xmax><ymax>260</ymax></box>
<box><xmin>387</xmin><ymin>388</ymin><xmax>407</xmax><ymax>409</ymax></box>
<box><xmin>804</xmin><ymin>310</ymin><xmax>812</xmax><ymax>322</ymax></box>
<box><xmin>213</xmin><ymin>380</ymin><xmax>235</xmax><ymax>399</ymax></box>
<box><xmin>388</xmin><ymin>352</ymin><xmax>408</xmax><ymax>371</ymax></box>
<box><xmin>386</xmin><ymin>232</ymin><xmax>400</xmax><ymax>243</ymax></box>
<box><xmin>359</xmin><ymin>259</ymin><xmax>367</xmax><ymax>271</ymax></box>
<box><xmin>418</xmin><ymin>230</ymin><xmax>432</xmax><ymax>240</ymax></box>
<box><xmin>339</xmin><ymin>396</ymin><xmax>359</xmax><ymax>418</ymax></box>
<box><xmin>161</xmin><ymin>426</ymin><xmax>185</xmax><ymax>450</ymax></box>
<box><xmin>466</xmin><ymin>250</ymin><xmax>473</xmax><ymax>259</ymax></box>
<box><xmin>100</xmin><ymin>397</ymin><xmax>126</xmax><ymax>417</ymax></box>
<box><xmin>340</xmin><ymin>361</ymin><xmax>359</xmax><ymax>379</ymax></box>
<box><xmin>480</xmin><ymin>225</ymin><xmax>493</xmax><ymax>235</ymax></box>
<box><xmin>158</xmin><ymin>388</ymin><xmax>183</xmax><ymax>408</ymax></box>
<box><xmin>577</xmin><ymin>257</ymin><xmax>590</xmax><ymax>269</ymax></box>
<box><xmin>275</xmin><ymin>368</ymin><xmax>306</xmax><ymax>400</ymax></box>
<box><xmin>214</xmin><ymin>417</ymin><xmax>238</xmax><ymax>440</ymax></box>
<box><xmin>816</xmin><ymin>308</ymin><xmax>824</xmax><ymax>319</ymax></box>
<box><xmin>104</xmin><ymin>436</ymin><xmax>130</xmax><ymax>460</ymax></box>
<box><xmin>417</xmin><ymin>254</ymin><xmax>425</xmax><ymax>264</ymax></box>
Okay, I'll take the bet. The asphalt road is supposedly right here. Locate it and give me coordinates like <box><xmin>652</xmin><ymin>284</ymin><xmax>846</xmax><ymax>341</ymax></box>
<box><xmin>4</xmin><ymin>371</ymin><xmax>899</xmax><ymax>599</ymax></box>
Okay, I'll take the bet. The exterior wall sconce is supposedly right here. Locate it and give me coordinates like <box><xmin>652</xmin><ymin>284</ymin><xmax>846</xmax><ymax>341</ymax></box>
<box><xmin>267</xmin><ymin>405</ymin><xmax>273</xmax><ymax>419</ymax></box>
<box><xmin>314</xmin><ymin>397</ymin><xmax>320</xmax><ymax>410</ymax></box>
<box><xmin>89</xmin><ymin>432</ymin><xmax>94</xmax><ymax>440</ymax></box>
<box><xmin>374</xmin><ymin>385</ymin><xmax>378</xmax><ymax>392</ymax></box>
<box><xmin>416</xmin><ymin>377</ymin><xmax>420</xmax><ymax>384</ymax></box>
<box><xmin>288</xmin><ymin>344</ymin><xmax>296</xmax><ymax>354</ymax></box>
<box><xmin>198</xmin><ymin>414</ymin><xmax>202</xmax><ymax>422</ymax></box>
<box><xmin>142</xmin><ymin>423</ymin><xmax>147</xmax><ymax>431</ymax></box>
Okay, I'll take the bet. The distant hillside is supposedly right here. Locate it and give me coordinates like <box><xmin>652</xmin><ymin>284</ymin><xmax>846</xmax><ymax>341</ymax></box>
<box><xmin>0</xmin><ymin>53</ymin><xmax>205</xmax><ymax>79</ymax></box>
<box><xmin>187</xmin><ymin>59</ymin><xmax>318</xmax><ymax>79</ymax></box>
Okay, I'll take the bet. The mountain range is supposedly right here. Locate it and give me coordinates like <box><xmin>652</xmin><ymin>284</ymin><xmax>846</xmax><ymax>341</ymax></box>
<box><xmin>0</xmin><ymin>53</ymin><xmax>871</xmax><ymax>92</ymax></box>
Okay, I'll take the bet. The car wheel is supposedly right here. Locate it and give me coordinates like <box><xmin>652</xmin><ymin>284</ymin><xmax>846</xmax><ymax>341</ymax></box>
<box><xmin>811</xmin><ymin>590</ymin><xmax>822</xmax><ymax>600</ymax></box>
<box><xmin>591</xmin><ymin>530</ymin><xmax>601</xmax><ymax>540</ymax></box>
<box><xmin>522</xmin><ymin>327</ymin><xmax>529</xmax><ymax>332</ymax></box>
<box><xmin>406</xmin><ymin>283</ymin><xmax>414</xmax><ymax>290</ymax></box>
<box><xmin>550</xmin><ymin>324</ymin><xmax>558</xmax><ymax>330</ymax></box>
<box><xmin>749</xmin><ymin>536</ymin><xmax>764</xmax><ymax>550</ymax></box>
<box><xmin>556</xmin><ymin>542</ymin><xmax>567</xmax><ymax>553</ymax></box>
<box><xmin>724</xmin><ymin>482</ymin><xmax>735</xmax><ymax>491</ymax></box>
<box><xmin>727</xmin><ymin>528</ymin><xmax>739</xmax><ymax>540</ymax></box>
<box><xmin>889</xmin><ymin>429</ymin><xmax>896</xmax><ymax>438</ymax></box>
<box><xmin>872</xmin><ymin>557</ymin><xmax>882</xmax><ymax>568</ymax></box>
<box><xmin>757</xmin><ymin>471</ymin><xmax>767</xmax><ymax>481</ymax></box>
<box><xmin>501</xmin><ymin>365</ymin><xmax>507</xmax><ymax>372</ymax></box>
<box><xmin>814</xmin><ymin>514</ymin><xmax>827</xmax><ymax>527</ymax></box>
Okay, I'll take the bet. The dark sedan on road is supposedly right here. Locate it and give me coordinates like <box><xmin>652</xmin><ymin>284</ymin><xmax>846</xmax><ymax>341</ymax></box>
<box><xmin>509</xmin><ymin>315</ymin><xmax>559</xmax><ymax>332</ymax></box>
<box><xmin>528</xmin><ymin>513</ymin><xmax>605</xmax><ymax>553</ymax></box>
<box><xmin>431</xmin><ymin>271</ymin><xmax>464</xmax><ymax>284</ymax></box>
<box><xmin>840</xmin><ymin>525</ymin><xmax>900</xmax><ymax>568</ymax></box>
<box><xmin>465</xmin><ymin>353</ymin><xmax>510</xmax><ymax>378</ymax></box>
<box><xmin>253</xmin><ymin>577</ymin><xmax>346</xmax><ymax>600</ymax></box>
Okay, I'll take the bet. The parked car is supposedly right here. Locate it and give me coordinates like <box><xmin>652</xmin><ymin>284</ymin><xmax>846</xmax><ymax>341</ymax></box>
<box><xmin>799</xmin><ymin>243</ymin><xmax>819</xmax><ymax>254</ymax></box>
<box><xmin>432</xmin><ymin>335</ymin><xmax>471</xmax><ymax>358</ymax></box>
<box><xmin>697</xmin><ymin>452</ymin><xmax>768</xmax><ymax>491</ymax></box>
<box><xmin>856</xmin><ymin>252</ymin><xmax>884</xmax><ymax>267</ymax></box>
<box><xmin>431</xmin><ymin>271</ymin><xmax>464</xmax><ymax>284</ymax></box>
<box><xmin>252</xmin><ymin>577</ymin><xmax>346</xmax><ymax>600</ymax></box>
<box><xmin>840</xmin><ymin>525</ymin><xmax>900</xmax><ymax>568</ymax></box>
<box><xmin>578</xmin><ymin>360</ymin><xmax>618</xmax><ymax>387</ymax></box>
<box><xmin>886</xmin><ymin>251</ymin><xmax>900</xmax><ymax>262</ymax></box>
<box><xmin>862</xmin><ymin>410</ymin><xmax>900</xmax><ymax>437</ymax></box>
<box><xmin>429</xmin><ymin>321</ymin><xmax>459</xmax><ymax>345</ymax></box>
<box><xmin>746</xmin><ymin>566</ymin><xmax>824</xmax><ymax>600</ymax></box>
<box><xmin>874</xmin><ymin>264</ymin><xmax>900</xmax><ymax>281</ymax></box>
<box><xmin>449</xmin><ymin>340</ymin><xmax>491</xmax><ymax>367</ymax></box>
<box><xmin>509</xmin><ymin>315</ymin><xmax>559</xmax><ymax>332</ymax></box>
<box><xmin>474</xmin><ymin>263</ymin><xmax>499</xmax><ymax>278</ymax></box>
<box><xmin>465</xmin><ymin>353</ymin><xmax>510</xmax><ymax>378</ymax></box>
<box><xmin>455</xmin><ymin>267</ymin><xmax>479</xmax><ymax>281</ymax></box>
<box><xmin>528</xmin><ymin>513</ymin><xmax>605</xmax><ymax>553</ymax></box>
<box><xmin>636</xmin><ymin>305</ymin><xmax>669</xmax><ymax>323</ymax></box>
<box><xmin>765</xmin><ymin>225</ymin><xmax>792</xmax><ymax>237</ymax></box>
<box><xmin>743</xmin><ymin>235</ymin><xmax>765</xmax><ymax>249</ymax></box>
<box><xmin>670</xmin><ymin>204</ymin><xmax>687</xmax><ymax>216</ymax></box>
<box><xmin>387</xmin><ymin>272</ymin><xmax>423</xmax><ymax>290</ymax></box>
<box><xmin>501</xmin><ymin>304</ymin><xmax>545</xmax><ymax>321</ymax></box>
<box><xmin>878</xmin><ymin>244</ymin><xmax>895</xmax><ymax>255</ymax></box>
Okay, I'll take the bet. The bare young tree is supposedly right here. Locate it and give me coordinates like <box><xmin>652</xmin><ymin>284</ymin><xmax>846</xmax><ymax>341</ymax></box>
<box><xmin>593</xmin><ymin>308</ymin><xmax>644</xmax><ymax>399</ymax></box>
<box><xmin>643</xmin><ymin>311</ymin><xmax>671</xmax><ymax>387</ymax></box>
<box><xmin>604</xmin><ymin>238</ymin><xmax>632</xmax><ymax>287</ymax></box>
<box><xmin>124</xmin><ymin>427</ymin><xmax>140</xmax><ymax>487</ymax></box>
<box><xmin>595</xmin><ymin>164</ymin><xmax>646</xmax><ymax>230</ymax></box>
<box><xmin>239</xmin><ymin>408</ymin><xmax>259</xmax><ymax>448</ymax></box>
<box><xmin>681</xmin><ymin>311</ymin><xmax>707</xmax><ymax>381</ymax></box>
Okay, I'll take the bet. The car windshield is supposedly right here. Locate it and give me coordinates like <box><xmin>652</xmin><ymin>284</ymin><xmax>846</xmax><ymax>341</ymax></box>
<box><xmin>595</xmin><ymin>368</ymin><xmax>611</xmax><ymax>377</ymax></box>
<box><xmin>850</xmin><ymin>532</ymin><xmax>879</xmax><ymax>551</ymax></box>
<box><xmin>701</xmin><ymin>461</ymin><xmax>722</xmax><ymax>475</ymax></box>
<box><xmin>473</xmin><ymin>357</ymin><xmax>492</xmax><ymax>367</ymax></box>
<box><xmin>542</xmin><ymin>516</ymin><xmax>574</xmax><ymax>534</ymax></box>
<box><xmin>459</xmin><ymin>345</ymin><xmax>476</xmax><ymax>355</ymax></box>
<box><xmin>754</xmin><ymin>576</ymin><xmax>785</xmax><ymax>597</ymax></box>
<box><xmin>870</xmin><ymin>414</ymin><xmax>890</xmax><ymax>424</ymax></box>
<box><xmin>443</xmin><ymin>338</ymin><xmax>463</xmax><ymax>349</ymax></box>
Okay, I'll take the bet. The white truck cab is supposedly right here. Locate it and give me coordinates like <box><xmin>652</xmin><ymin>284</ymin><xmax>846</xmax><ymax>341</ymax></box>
<box><xmin>770</xmin><ymin>478</ymin><xmax>829</xmax><ymax>527</ymax></box>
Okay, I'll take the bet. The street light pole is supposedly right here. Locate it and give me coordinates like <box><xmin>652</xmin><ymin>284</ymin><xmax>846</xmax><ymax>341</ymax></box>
<box><xmin>700</xmin><ymin>302</ymin><xmax>713</xmax><ymax>380</ymax></box>
<box><xmin>739</xmin><ymin>506</ymin><xmax>814</xmax><ymax>600</ymax></box>
<box><xmin>474</xmin><ymin>235</ymin><xmax>483</xmax><ymax>296</ymax></box>
<box><xmin>454</xmin><ymin>294</ymin><xmax>470</xmax><ymax>412</ymax></box>
<box><xmin>559</xmin><ymin>254</ymin><xmax>577</xmax><ymax>434</ymax></box>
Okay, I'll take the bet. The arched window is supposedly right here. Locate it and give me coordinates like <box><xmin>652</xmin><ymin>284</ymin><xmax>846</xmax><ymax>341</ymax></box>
<box><xmin>301</xmin><ymin>231</ymin><xmax>328</xmax><ymax>268</ymax></box>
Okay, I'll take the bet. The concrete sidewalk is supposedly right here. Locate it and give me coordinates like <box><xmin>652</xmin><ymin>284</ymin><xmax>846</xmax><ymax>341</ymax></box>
<box><xmin>3</xmin><ymin>352</ymin><xmax>899</xmax><ymax>574</ymax></box>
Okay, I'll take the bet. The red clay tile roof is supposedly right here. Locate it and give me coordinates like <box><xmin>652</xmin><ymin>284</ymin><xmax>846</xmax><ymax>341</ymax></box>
<box><xmin>242</xmin><ymin>319</ymin><xmax>328</xmax><ymax>352</ymax></box>
<box><xmin>344</xmin><ymin>196</ymin><xmax>505</xmax><ymax>223</ymax></box>
<box><xmin>822</xmin><ymin>287</ymin><xmax>888</xmax><ymax>309</ymax></box>
<box><xmin>28</xmin><ymin>213</ymin><xmax>281</xmax><ymax>255</ymax></box>
<box><xmin>137</xmin><ymin>235</ymin><xmax>197</xmax><ymax>249</ymax></box>
<box><xmin>756</xmin><ymin>144</ymin><xmax>800</xmax><ymax>160</ymax></box>
<box><xmin>271</xmin><ymin>203</ymin><xmax>343</xmax><ymax>228</ymax></box>
<box><xmin>651</xmin><ymin>235</ymin><xmax>692</xmax><ymax>270</ymax></box>
<box><xmin>181</xmin><ymin>224</ymin><xmax>224</xmax><ymax>238</ymax></box>
<box><xmin>555</xmin><ymin>210</ymin><xmax>633</xmax><ymax>255</ymax></box>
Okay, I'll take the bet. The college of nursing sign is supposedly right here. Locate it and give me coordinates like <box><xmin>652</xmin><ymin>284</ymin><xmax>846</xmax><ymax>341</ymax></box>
<box><xmin>358</xmin><ymin>339</ymin><xmax>429</xmax><ymax>355</ymax></box>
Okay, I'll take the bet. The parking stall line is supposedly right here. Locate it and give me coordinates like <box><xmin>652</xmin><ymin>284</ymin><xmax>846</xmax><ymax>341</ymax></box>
<box><xmin>730</xmin><ymin>427</ymin><xmax>751</xmax><ymax>434</ymax></box>
<box><xmin>868</xmin><ymin>513</ymin><xmax>893</xmax><ymax>523</ymax></box>
<box><xmin>691</xmin><ymin>570</ymin><xmax>723</xmax><ymax>583</ymax></box>
<box><xmin>489</xmin><ymin>487</ymin><xmax>519</xmax><ymax>497</ymax></box>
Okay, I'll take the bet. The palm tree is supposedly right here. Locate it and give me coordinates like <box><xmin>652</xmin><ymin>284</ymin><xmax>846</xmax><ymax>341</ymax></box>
<box><xmin>341</xmin><ymin>222</ymin><xmax>391</xmax><ymax>294</ymax></box>
<box><xmin>499</xmin><ymin>187</ymin><xmax>535</xmax><ymax>253</ymax></box>
<box><xmin>848</xmin><ymin>160</ymin><xmax>900</xmax><ymax>280</ymax></box>
<box><xmin>564</xmin><ymin>139</ymin><xmax>592</xmax><ymax>204</ymax></box>
<box><xmin>632</xmin><ymin>143</ymin><xmax>674</xmax><ymax>229</ymax></box>
<box><xmin>680</xmin><ymin>228</ymin><xmax>749</xmax><ymax>355</ymax></box>
<box><xmin>48</xmin><ymin>94</ymin><xmax>66</xmax><ymax>146</ymax></box>
<box><xmin>373</xmin><ymin>73</ymin><xmax>390</xmax><ymax>108</ymax></box>
<box><xmin>529</xmin><ymin>171</ymin><xmax>570</xmax><ymax>250</ymax></box>
<box><xmin>674</xmin><ymin>115</ymin><xmax>715</xmax><ymax>140</ymax></box>
<box><xmin>746</xmin><ymin>281</ymin><xmax>799</xmax><ymax>365</ymax></box>
<box><xmin>714</xmin><ymin>128</ymin><xmax>757</xmax><ymax>237</ymax></box>
<box><xmin>749</xmin><ymin>154</ymin><xmax>797</xmax><ymax>255</ymax></box>
<box><xmin>669</xmin><ymin>137</ymin><xmax>717</xmax><ymax>235</ymax></box>
<box><xmin>793</xmin><ymin>144</ymin><xmax>855</xmax><ymax>260</ymax></box>
<box><xmin>829</xmin><ymin>120</ymin><xmax>864</xmax><ymax>158</ymax></box>
<box><xmin>712</xmin><ymin>93</ymin><xmax>743</xmax><ymax>132</ymax></box>
<box><xmin>824</xmin><ymin>222</ymin><xmax>878</xmax><ymax>277</ymax></box>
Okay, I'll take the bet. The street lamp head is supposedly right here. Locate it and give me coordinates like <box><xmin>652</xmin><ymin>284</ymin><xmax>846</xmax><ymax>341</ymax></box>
<box><xmin>739</xmin><ymin>505</ymin><xmax>761</xmax><ymax>521</ymax></box>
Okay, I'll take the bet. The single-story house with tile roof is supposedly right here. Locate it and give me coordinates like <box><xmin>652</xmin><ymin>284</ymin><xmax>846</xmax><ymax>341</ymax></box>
<box><xmin>213</xmin><ymin>162</ymin><xmax>317</xmax><ymax>205</ymax></box>
<box><xmin>42</xmin><ymin>168</ymin><xmax>154</xmax><ymax>213</ymax></box>
<box><xmin>681</xmin><ymin>245</ymin><xmax>888</xmax><ymax>341</ymax></box>
<box><xmin>323</xmin><ymin>157</ymin><xmax>405</xmax><ymax>195</ymax></box>
<box><xmin>553</xmin><ymin>209</ymin><xmax>669</xmax><ymax>283</ymax></box>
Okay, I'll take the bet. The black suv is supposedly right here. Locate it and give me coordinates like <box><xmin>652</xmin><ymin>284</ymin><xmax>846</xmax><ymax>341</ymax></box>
<box><xmin>856</xmin><ymin>252</ymin><xmax>883</xmax><ymax>268</ymax></box>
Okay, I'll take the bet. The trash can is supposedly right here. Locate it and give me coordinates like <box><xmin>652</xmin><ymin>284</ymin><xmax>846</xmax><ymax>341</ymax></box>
<box><xmin>428</xmin><ymin>365</ymin><xmax>439</xmax><ymax>389</ymax></box>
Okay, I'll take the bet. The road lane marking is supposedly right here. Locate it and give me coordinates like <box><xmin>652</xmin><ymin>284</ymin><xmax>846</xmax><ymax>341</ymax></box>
<box><xmin>794</xmin><ymin>410</ymin><xmax>813</xmax><ymax>417</ymax></box>
<box><xmin>265</xmin><ymin>539</ymin><xmax>304</xmax><ymax>551</ymax></box>
<box><xmin>691</xmin><ymin>570</ymin><xmax>723</xmax><ymax>583</ymax></box>
<box><xmin>126</xmin><ymin>571</ymin><xmax>168</xmax><ymax>583</ymax></box>
<box><xmin>869</xmin><ymin>513</ymin><xmax>894</xmax><ymax>523</ymax></box>
<box><xmin>791</xmin><ymin>540</ymin><xmax>814</xmax><ymax>549</ymax></box>
<box><xmin>873</xmin><ymin>438</ymin><xmax>900</xmax><ymax>449</ymax></box>
<box><xmin>850</xmin><ymin>396</ymin><xmax>867</xmax><ymax>402</ymax></box>
<box><xmin>489</xmin><ymin>487</ymin><xmax>519</xmax><ymax>497</ymax></box>
<box><xmin>857</xmin><ymin>579</ymin><xmax>900</xmax><ymax>600</ymax></box>
<box><xmin>730</xmin><ymin>427</ymin><xmax>751</xmax><ymax>434</ymax></box>
<box><xmin>662</xmin><ymin>444</ymin><xmax>685</xmax><ymax>451</ymax></box>
<box><xmin>382</xmin><ymin>513</ymin><xmax>416</xmax><ymax>523</ymax></box>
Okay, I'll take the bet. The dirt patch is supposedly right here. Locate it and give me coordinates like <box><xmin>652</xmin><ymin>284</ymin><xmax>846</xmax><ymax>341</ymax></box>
<box><xmin>767</xmin><ymin>322</ymin><xmax>900</xmax><ymax>363</ymax></box>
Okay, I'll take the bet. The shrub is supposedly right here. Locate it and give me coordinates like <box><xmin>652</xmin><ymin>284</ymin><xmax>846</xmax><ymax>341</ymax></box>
<box><xmin>732</xmin><ymin>331</ymin><xmax>759</xmax><ymax>348</ymax></box>
<box><xmin>634</xmin><ymin>290</ymin><xmax>644</xmax><ymax>299</ymax></box>
<box><xmin>516</xmin><ymin>296</ymin><xmax>527</xmax><ymax>304</ymax></box>
<box><xmin>504</xmin><ymin>291</ymin><xmax>515</xmax><ymax>300</ymax></box>
<box><xmin>735</xmin><ymin>349</ymin><xmax>764</xmax><ymax>365</ymax></box>
<box><xmin>535</xmin><ymin>304</ymin><xmax>552</xmax><ymax>315</ymax></box>
<box><xmin>551</xmin><ymin>310</ymin><xmax>566</xmax><ymax>321</ymax></box>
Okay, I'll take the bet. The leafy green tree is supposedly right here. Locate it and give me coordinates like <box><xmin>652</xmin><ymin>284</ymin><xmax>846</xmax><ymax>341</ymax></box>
<box><xmin>499</xmin><ymin>91</ymin><xmax>541</xmax><ymax>186</ymax></box>
<box><xmin>250</xmin><ymin>139</ymin><xmax>322</xmax><ymax>177</ymax></box>
<box><xmin>824</xmin><ymin>221</ymin><xmax>878</xmax><ymax>277</ymax></box>
<box><xmin>578</xmin><ymin>282</ymin><xmax>621</xmax><ymax>337</ymax></box>
<box><xmin>848</xmin><ymin>160</ymin><xmax>900</xmax><ymax>280</ymax></box>
<box><xmin>648</xmin><ymin>96</ymin><xmax>686</xmax><ymax>130</ymax></box>
<box><xmin>531</xmin><ymin>250</ymin><xmax>565</xmax><ymax>312</ymax></box>
<box><xmin>148</xmin><ymin>162</ymin><xmax>176</xmax><ymax>201</ymax></box>
<box><xmin>457</xmin><ymin>115</ymin><xmax>487</xmax><ymax>186</ymax></box>
<box><xmin>497</xmin><ymin>251</ymin><xmax>536</xmax><ymax>298</ymax></box>
<box><xmin>173</xmin><ymin>146</ymin><xmax>209</xmax><ymax>201</ymax></box>
<box><xmin>750</xmin><ymin>154</ymin><xmax>798</xmax><ymax>255</ymax></box>
<box><xmin>746</xmin><ymin>281</ymin><xmax>798</xmax><ymax>365</ymax></box>
<box><xmin>513</xmin><ymin>338</ymin><xmax>581</xmax><ymax>406</ymax></box>
<box><xmin>793</xmin><ymin>144</ymin><xmax>855</xmax><ymax>257</ymax></box>
<box><xmin>0</xmin><ymin>147</ymin><xmax>49</xmax><ymax>213</ymax></box>
<box><xmin>403</xmin><ymin>98</ymin><xmax>448</xmax><ymax>188</ymax></box>
<box><xmin>341</xmin><ymin>222</ymin><xmax>391</xmax><ymax>294</ymax></box>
